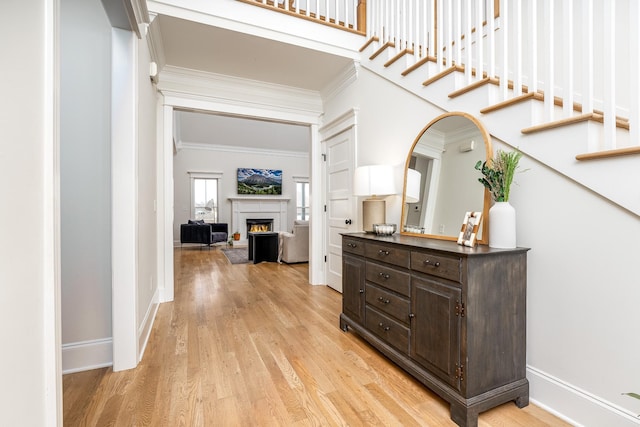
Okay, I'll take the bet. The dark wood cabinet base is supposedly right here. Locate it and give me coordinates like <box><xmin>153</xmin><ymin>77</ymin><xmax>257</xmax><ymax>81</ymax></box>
<box><xmin>341</xmin><ymin>313</ymin><xmax>529</xmax><ymax>427</ymax></box>
<box><xmin>340</xmin><ymin>234</ymin><xmax>529</xmax><ymax>427</ymax></box>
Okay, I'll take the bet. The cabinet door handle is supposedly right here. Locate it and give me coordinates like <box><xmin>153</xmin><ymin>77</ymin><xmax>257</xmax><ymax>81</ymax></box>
<box><xmin>345</xmin><ymin>219</ymin><xmax>352</xmax><ymax>225</ymax></box>
<box><xmin>378</xmin><ymin>249</ymin><xmax>390</xmax><ymax>256</ymax></box>
<box><xmin>377</xmin><ymin>296</ymin><xmax>390</xmax><ymax>304</ymax></box>
<box><xmin>424</xmin><ymin>260</ymin><xmax>441</xmax><ymax>267</ymax></box>
<box><xmin>347</xmin><ymin>243</ymin><xmax>357</xmax><ymax>248</ymax></box>
<box><xmin>378</xmin><ymin>272</ymin><xmax>390</xmax><ymax>279</ymax></box>
<box><xmin>378</xmin><ymin>322</ymin><xmax>391</xmax><ymax>331</ymax></box>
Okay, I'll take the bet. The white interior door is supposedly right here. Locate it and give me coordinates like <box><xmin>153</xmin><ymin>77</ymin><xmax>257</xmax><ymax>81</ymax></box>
<box><xmin>324</xmin><ymin>126</ymin><xmax>357</xmax><ymax>292</ymax></box>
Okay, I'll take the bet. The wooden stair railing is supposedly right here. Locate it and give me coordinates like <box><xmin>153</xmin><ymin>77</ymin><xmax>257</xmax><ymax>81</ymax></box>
<box><xmin>238</xmin><ymin>0</ymin><xmax>367</xmax><ymax>35</ymax></box>
<box><xmin>360</xmin><ymin>34</ymin><xmax>639</xmax><ymax>161</ymax></box>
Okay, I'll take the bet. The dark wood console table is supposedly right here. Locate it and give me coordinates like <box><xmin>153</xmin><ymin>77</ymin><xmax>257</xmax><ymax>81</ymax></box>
<box><xmin>248</xmin><ymin>232</ymin><xmax>279</xmax><ymax>264</ymax></box>
<box><xmin>340</xmin><ymin>232</ymin><xmax>529</xmax><ymax>427</ymax></box>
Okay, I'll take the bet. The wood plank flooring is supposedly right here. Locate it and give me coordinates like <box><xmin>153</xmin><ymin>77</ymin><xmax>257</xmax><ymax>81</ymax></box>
<box><xmin>63</xmin><ymin>246</ymin><xmax>569</xmax><ymax>426</ymax></box>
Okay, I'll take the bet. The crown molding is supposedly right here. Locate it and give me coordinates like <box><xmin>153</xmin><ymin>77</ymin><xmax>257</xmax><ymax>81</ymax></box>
<box><xmin>178</xmin><ymin>140</ymin><xmax>309</xmax><ymax>158</ymax></box>
<box><xmin>158</xmin><ymin>66</ymin><xmax>323</xmax><ymax>120</ymax></box>
<box><xmin>322</xmin><ymin>61</ymin><xmax>360</xmax><ymax>103</ymax></box>
<box><xmin>146</xmin><ymin>13</ymin><xmax>165</xmax><ymax>68</ymax></box>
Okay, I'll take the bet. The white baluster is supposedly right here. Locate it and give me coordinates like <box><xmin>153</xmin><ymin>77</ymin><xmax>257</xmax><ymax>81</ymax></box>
<box><xmin>475</xmin><ymin>0</ymin><xmax>483</xmax><ymax>81</ymax></box>
<box><xmin>425</xmin><ymin>0</ymin><xmax>430</xmax><ymax>57</ymax></box>
<box><xmin>446</xmin><ymin>0</ymin><xmax>452</xmax><ymax>68</ymax></box>
<box><xmin>543</xmin><ymin>0</ymin><xmax>554</xmax><ymax>121</ymax></box>
<box><xmin>402</xmin><ymin>0</ymin><xmax>407</xmax><ymax>50</ymax></box>
<box><xmin>529</xmin><ymin>0</ymin><xmax>538</xmax><ymax>94</ymax></box>
<box><xmin>603</xmin><ymin>0</ymin><xmax>616</xmax><ymax>149</ymax></box>
<box><xmin>436</xmin><ymin>0</ymin><xmax>443</xmax><ymax>71</ymax></box>
<box><xmin>581</xmin><ymin>0</ymin><xmax>593</xmax><ymax>115</ymax></box>
<box><xmin>325</xmin><ymin>0</ymin><xmax>329</xmax><ymax>22</ymax></box>
<box><xmin>454</xmin><ymin>0</ymin><xmax>461</xmax><ymax>66</ymax></box>
<box><xmin>500</xmin><ymin>0</ymin><xmax>508</xmax><ymax>99</ymax></box>
<box><xmin>513</xmin><ymin>0</ymin><xmax>522</xmax><ymax>96</ymax></box>
<box><xmin>562</xmin><ymin>0</ymin><xmax>574</xmax><ymax>118</ymax></box>
<box><xmin>630</xmin><ymin>0</ymin><xmax>640</xmax><ymax>146</ymax></box>
<box><xmin>487</xmin><ymin>0</ymin><xmax>496</xmax><ymax>80</ymax></box>
<box><xmin>464</xmin><ymin>0</ymin><xmax>472</xmax><ymax>83</ymax></box>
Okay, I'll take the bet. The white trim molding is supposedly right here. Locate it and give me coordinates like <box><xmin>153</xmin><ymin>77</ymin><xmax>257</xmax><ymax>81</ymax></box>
<box><xmin>137</xmin><ymin>287</ymin><xmax>160</xmax><ymax>361</ymax></box>
<box><xmin>62</xmin><ymin>338</ymin><xmax>113</xmax><ymax>374</ymax></box>
<box><xmin>528</xmin><ymin>366</ymin><xmax>640</xmax><ymax>427</ymax></box>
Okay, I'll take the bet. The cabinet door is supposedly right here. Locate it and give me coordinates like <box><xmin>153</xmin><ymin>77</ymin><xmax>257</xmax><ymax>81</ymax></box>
<box><xmin>342</xmin><ymin>253</ymin><xmax>365</xmax><ymax>324</ymax></box>
<box><xmin>411</xmin><ymin>276</ymin><xmax>462</xmax><ymax>389</ymax></box>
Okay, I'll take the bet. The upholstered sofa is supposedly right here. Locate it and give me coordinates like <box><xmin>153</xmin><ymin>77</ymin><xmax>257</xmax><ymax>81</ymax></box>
<box><xmin>278</xmin><ymin>220</ymin><xmax>309</xmax><ymax>263</ymax></box>
<box><xmin>180</xmin><ymin>220</ymin><xmax>228</xmax><ymax>247</ymax></box>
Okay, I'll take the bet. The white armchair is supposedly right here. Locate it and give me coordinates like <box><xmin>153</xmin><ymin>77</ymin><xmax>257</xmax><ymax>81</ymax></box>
<box><xmin>278</xmin><ymin>220</ymin><xmax>309</xmax><ymax>263</ymax></box>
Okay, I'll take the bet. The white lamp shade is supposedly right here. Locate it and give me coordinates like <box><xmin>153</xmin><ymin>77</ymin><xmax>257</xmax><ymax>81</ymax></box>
<box><xmin>353</xmin><ymin>165</ymin><xmax>397</xmax><ymax>196</ymax></box>
<box><xmin>405</xmin><ymin>168</ymin><xmax>422</xmax><ymax>203</ymax></box>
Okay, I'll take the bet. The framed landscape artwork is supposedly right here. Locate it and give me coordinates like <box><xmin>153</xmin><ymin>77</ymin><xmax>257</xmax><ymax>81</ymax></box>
<box><xmin>237</xmin><ymin>168</ymin><xmax>283</xmax><ymax>195</ymax></box>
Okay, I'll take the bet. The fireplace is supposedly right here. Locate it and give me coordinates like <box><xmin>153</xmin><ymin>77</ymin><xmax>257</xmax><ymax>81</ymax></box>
<box><xmin>246</xmin><ymin>218</ymin><xmax>274</xmax><ymax>234</ymax></box>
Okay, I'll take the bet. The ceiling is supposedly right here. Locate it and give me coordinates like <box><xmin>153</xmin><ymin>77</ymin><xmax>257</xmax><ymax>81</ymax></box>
<box><xmin>153</xmin><ymin>15</ymin><xmax>357</xmax><ymax>152</ymax></box>
<box><xmin>176</xmin><ymin>110</ymin><xmax>311</xmax><ymax>153</ymax></box>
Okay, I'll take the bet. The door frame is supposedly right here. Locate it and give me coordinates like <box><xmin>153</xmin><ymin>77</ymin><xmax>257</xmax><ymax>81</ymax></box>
<box><xmin>320</xmin><ymin>109</ymin><xmax>359</xmax><ymax>291</ymax></box>
<box><xmin>158</xmin><ymin>89</ymin><xmax>327</xmax><ymax>297</ymax></box>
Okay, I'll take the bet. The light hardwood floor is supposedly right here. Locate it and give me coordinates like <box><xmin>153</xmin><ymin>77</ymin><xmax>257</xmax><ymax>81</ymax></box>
<box><xmin>63</xmin><ymin>246</ymin><xmax>569</xmax><ymax>426</ymax></box>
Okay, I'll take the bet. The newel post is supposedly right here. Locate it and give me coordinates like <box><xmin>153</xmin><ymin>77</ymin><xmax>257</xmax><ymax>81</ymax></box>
<box><xmin>357</xmin><ymin>0</ymin><xmax>367</xmax><ymax>33</ymax></box>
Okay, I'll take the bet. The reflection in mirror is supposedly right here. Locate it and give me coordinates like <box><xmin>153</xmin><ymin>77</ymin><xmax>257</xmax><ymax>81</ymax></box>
<box><xmin>401</xmin><ymin>112</ymin><xmax>492</xmax><ymax>244</ymax></box>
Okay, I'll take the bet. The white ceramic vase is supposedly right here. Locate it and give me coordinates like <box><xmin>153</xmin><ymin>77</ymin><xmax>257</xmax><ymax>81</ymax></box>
<box><xmin>489</xmin><ymin>201</ymin><xmax>516</xmax><ymax>248</ymax></box>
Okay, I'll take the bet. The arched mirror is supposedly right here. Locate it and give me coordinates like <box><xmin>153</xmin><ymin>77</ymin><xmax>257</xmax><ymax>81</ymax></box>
<box><xmin>401</xmin><ymin>112</ymin><xmax>493</xmax><ymax>244</ymax></box>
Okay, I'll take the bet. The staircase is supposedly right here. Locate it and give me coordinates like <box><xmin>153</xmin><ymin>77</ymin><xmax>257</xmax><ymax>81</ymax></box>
<box><xmin>357</xmin><ymin>0</ymin><xmax>640</xmax><ymax>216</ymax></box>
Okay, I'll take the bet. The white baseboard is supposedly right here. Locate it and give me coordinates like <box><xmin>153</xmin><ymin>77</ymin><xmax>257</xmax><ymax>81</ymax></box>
<box><xmin>138</xmin><ymin>287</ymin><xmax>160</xmax><ymax>361</ymax></box>
<box><xmin>62</xmin><ymin>338</ymin><xmax>113</xmax><ymax>374</ymax></box>
<box><xmin>528</xmin><ymin>366</ymin><xmax>640</xmax><ymax>426</ymax></box>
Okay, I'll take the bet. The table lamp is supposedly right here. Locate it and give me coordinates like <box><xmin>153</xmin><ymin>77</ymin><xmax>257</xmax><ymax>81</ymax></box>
<box><xmin>353</xmin><ymin>165</ymin><xmax>397</xmax><ymax>232</ymax></box>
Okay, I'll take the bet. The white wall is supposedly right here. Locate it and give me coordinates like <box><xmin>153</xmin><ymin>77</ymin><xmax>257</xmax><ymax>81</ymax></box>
<box><xmin>173</xmin><ymin>145</ymin><xmax>309</xmax><ymax>243</ymax></box>
<box><xmin>324</xmin><ymin>66</ymin><xmax>640</xmax><ymax>425</ymax></box>
<box><xmin>324</xmin><ymin>67</ymin><xmax>447</xmax><ymax>228</ymax></box>
<box><xmin>60</xmin><ymin>0</ymin><xmax>113</xmax><ymax>371</ymax></box>
<box><xmin>137</xmin><ymin>31</ymin><xmax>159</xmax><ymax>354</ymax></box>
<box><xmin>0</xmin><ymin>0</ymin><xmax>60</xmax><ymax>425</ymax></box>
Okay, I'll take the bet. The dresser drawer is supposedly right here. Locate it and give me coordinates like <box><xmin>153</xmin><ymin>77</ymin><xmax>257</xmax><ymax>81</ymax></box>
<box><xmin>343</xmin><ymin>237</ymin><xmax>365</xmax><ymax>256</ymax></box>
<box><xmin>365</xmin><ymin>262</ymin><xmax>410</xmax><ymax>297</ymax></box>
<box><xmin>365</xmin><ymin>243</ymin><xmax>410</xmax><ymax>268</ymax></box>
<box><xmin>366</xmin><ymin>284</ymin><xmax>410</xmax><ymax>325</ymax></box>
<box><xmin>365</xmin><ymin>307</ymin><xmax>410</xmax><ymax>353</ymax></box>
<box><xmin>411</xmin><ymin>251</ymin><xmax>461</xmax><ymax>283</ymax></box>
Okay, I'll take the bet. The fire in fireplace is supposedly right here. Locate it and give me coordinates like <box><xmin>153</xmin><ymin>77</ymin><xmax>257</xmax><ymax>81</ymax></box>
<box><xmin>246</xmin><ymin>218</ymin><xmax>274</xmax><ymax>234</ymax></box>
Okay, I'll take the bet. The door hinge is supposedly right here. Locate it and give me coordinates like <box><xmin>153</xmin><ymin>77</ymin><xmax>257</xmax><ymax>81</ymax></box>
<box><xmin>455</xmin><ymin>300</ymin><xmax>465</xmax><ymax>317</ymax></box>
<box><xmin>455</xmin><ymin>363</ymin><xmax>464</xmax><ymax>382</ymax></box>
<box><xmin>324</xmin><ymin>204</ymin><xmax>327</xmax><ymax>212</ymax></box>
<box><xmin>322</xmin><ymin>153</ymin><xmax>327</xmax><ymax>161</ymax></box>
<box><xmin>324</xmin><ymin>255</ymin><xmax>327</xmax><ymax>262</ymax></box>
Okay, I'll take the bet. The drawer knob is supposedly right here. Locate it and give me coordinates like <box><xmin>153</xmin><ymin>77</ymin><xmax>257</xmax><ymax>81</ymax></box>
<box><xmin>424</xmin><ymin>259</ymin><xmax>441</xmax><ymax>267</ymax></box>
<box><xmin>378</xmin><ymin>272</ymin><xmax>391</xmax><ymax>280</ymax></box>
<box><xmin>378</xmin><ymin>322</ymin><xmax>391</xmax><ymax>331</ymax></box>
<box><xmin>377</xmin><ymin>296</ymin><xmax>390</xmax><ymax>304</ymax></box>
<box><xmin>359</xmin><ymin>289</ymin><xmax>364</xmax><ymax>294</ymax></box>
<box><xmin>378</xmin><ymin>249</ymin><xmax>390</xmax><ymax>256</ymax></box>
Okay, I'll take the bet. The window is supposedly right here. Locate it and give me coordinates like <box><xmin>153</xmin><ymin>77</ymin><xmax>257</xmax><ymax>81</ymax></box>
<box><xmin>296</xmin><ymin>181</ymin><xmax>309</xmax><ymax>221</ymax></box>
<box><xmin>190</xmin><ymin>173</ymin><xmax>221</xmax><ymax>223</ymax></box>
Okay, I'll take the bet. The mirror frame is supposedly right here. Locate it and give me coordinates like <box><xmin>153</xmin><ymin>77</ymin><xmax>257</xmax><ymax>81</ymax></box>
<box><xmin>400</xmin><ymin>111</ymin><xmax>493</xmax><ymax>244</ymax></box>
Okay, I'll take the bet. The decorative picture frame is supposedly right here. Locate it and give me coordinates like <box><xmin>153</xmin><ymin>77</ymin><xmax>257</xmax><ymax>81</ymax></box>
<box><xmin>457</xmin><ymin>211</ymin><xmax>482</xmax><ymax>247</ymax></box>
<box><xmin>237</xmin><ymin>168</ymin><xmax>283</xmax><ymax>195</ymax></box>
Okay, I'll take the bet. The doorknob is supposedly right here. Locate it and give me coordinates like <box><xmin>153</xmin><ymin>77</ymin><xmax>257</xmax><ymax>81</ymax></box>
<box><xmin>345</xmin><ymin>219</ymin><xmax>352</xmax><ymax>225</ymax></box>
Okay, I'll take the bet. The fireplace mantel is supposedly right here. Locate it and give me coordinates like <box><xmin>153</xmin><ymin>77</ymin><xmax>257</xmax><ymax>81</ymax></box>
<box><xmin>229</xmin><ymin>197</ymin><xmax>290</xmax><ymax>241</ymax></box>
